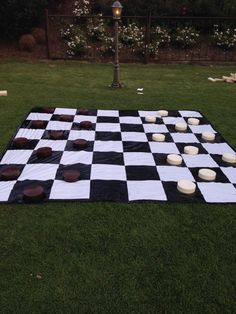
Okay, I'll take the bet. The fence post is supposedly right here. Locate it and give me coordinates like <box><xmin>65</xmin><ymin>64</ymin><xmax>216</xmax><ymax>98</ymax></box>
<box><xmin>144</xmin><ymin>12</ymin><xmax>151</xmax><ymax>64</ymax></box>
<box><xmin>45</xmin><ymin>9</ymin><xmax>51</xmax><ymax>59</ymax></box>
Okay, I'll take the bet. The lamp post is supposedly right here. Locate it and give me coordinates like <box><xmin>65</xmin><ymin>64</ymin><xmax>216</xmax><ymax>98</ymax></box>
<box><xmin>111</xmin><ymin>1</ymin><xmax>123</xmax><ymax>88</ymax></box>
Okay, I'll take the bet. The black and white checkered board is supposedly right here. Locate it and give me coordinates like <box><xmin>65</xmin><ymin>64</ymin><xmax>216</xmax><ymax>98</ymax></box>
<box><xmin>0</xmin><ymin>107</ymin><xmax>236</xmax><ymax>203</ymax></box>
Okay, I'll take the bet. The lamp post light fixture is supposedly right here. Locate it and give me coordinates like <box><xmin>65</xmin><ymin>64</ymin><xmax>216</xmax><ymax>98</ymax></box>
<box><xmin>111</xmin><ymin>1</ymin><xmax>123</xmax><ymax>88</ymax></box>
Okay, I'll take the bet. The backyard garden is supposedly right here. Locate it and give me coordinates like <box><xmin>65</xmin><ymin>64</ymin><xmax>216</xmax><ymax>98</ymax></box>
<box><xmin>0</xmin><ymin>1</ymin><xmax>236</xmax><ymax>313</ymax></box>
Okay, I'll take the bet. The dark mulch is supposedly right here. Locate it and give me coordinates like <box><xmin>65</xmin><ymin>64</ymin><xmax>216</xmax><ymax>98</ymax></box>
<box><xmin>0</xmin><ymin>40</ymin><xmax>47</xmax><ymax>60</ymax></box>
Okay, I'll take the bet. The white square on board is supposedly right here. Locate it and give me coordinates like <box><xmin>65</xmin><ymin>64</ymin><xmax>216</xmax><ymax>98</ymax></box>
<box><xmin>198</xmin><ymin>182</ymin><xmax>236</xmax><ymax>203</ymax></box>
<box><xmin>127</xmin><ymin>180</ymin><xmax>167</xmax><ymax>201</ymax></box>
<box><xmin>50</xmin><ymin>180</ymin><xmax>90</xmax><ymax>199</ymax></box>
<box><xmin>91</xmin><ymin>164</ymin><xmax>126</xmax><ymax>180</ymax></box>
<box><xmin>124</xmin><ymin>152</ymin><xmax>155</xmax><ymax>166</ymax></box>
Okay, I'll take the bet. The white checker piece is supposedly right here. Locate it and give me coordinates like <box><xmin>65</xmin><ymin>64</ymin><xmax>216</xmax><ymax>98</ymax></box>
<box><xmin>0</xmin><ymin>181</ymin><xmax>17</xmax><ymax>201</ymax></box>
<box><xmin>182</xmin><ymin>154</ymin><xmax>218</xmax><ymax>168</ymax></box>
<box><xmin>121</xmin><ymin>132</ymin><xmax>147</xmax><ymax>142</ymax></box>
<box><xmin>91</xmin><ymin>164</ymin><xmax>126</xmax><ymax>180</ymax></box>
<box><xmin>18</xmin><ymin>164</ymin><xmax>58</xmax><ymax>181</ymax></box>
<box><xmin>189</xmin><ymin>124</ymin><xmax>216</xmax><ymax>134</ymax></box>
<box><xmin>179</xmin><ymin>111</ymin><xmax>203</xmax><ymax>118</ymax></box>
<box><xmin>97</xmin><ymin>110</ymin><xmax>119</xmax><ymax>117</ymax></box>
<box><xmin>50</xmin><ymin>180</ymin><xmax>90</xmax><ymax>200</ymax></box>
<box><xmin>54</xmin><ymin>108</ymin><xmax>77</xmax><ymax>115</ymax></box>
<box><xmin>15</xmin><ymin>129</ymin><xmax>44</xmax><ymax>140</ymax></box>
<box><xmin>198</xmin><ymin>183</ymin><xmax>236</xmax><ymax>203</ymax></box>
<box><xmin>46</xmin><ymin>121</ymin><xmax>72</xmax><ymax>130</ymax></box>
<box><xmin>221</xmin><ymin>167</ymin><xmax>236</xmax><ymax>184</ymax></box>
<box><xmin>171</xmin><ymin>133</ymin><xmax>199</xmax><ymax>143</ymax></box>
<box><xmin>95</xmin><ymin>123</ymin><xmax>121</xmax><ymax>132</ymax></box>
<box><xmin>157</xmin><ymin>166</ymin><xmax>195</xmax><ymax>182</ymax></box>
<box><xmin>162</xmin><ymin>117</ymin><xmax>186</xmax><ymax>125</ymax></box>
<box><xmin>124</xmin><ymin>152</ymin><xmax>155</xmax><ymax>166</ymax></box>
<box><xmin>149</xmin><ymin>142</ymin><xmax>179</xmax><ymax>154</ymax></box>
<box><xmin>0</xmin><ymin>150</ymin><xmax>32</xmax><ymax>164</ymax></box>
<box><xmin>94</xmin><ymin>141</ymin><xmax>123</xmax><ymax>152</ymax></box>
<box><xmin>60</xmin><ymin>151</ymin><xmax>93</xmax><ymax>165</ymax></box>
<box><xmin>74</xmin><ymin>115</ymin><xmax>97</xmax><ymax>123</ymax></box>
<box><xmin>35</xmin><ymin>140</ymin><xmax>67</xmax><ymax>151</ymax></box>
<box><xmin>202</xmin><ymin>143</ymin><xmax>235</xmax><ymax>155</ymax></box>
<box><xmin>27</xmin><ymin>113</ymin><xmax>52</xmax><ymax>121</ymax></box>
<box><xmin>127</xmin><ymin>180</ymin><xmax>167</xmax><ymax>201</ymax></box>
<box><xmin>119</xmin><ymin>116</ymin><xmax>142</xmax><ymax>124</ymax></box>
<box><xmin>143</xmin><ymin>124</ymin><xmax>169</xmax><ymax>133</ymax></box>
<box><xmin>68</xmin><ymin>130</ymin><xmax>95</xmax><ymax>141</ymax></box>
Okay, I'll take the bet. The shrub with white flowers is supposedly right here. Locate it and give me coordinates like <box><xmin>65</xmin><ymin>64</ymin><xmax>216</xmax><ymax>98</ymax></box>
<box><xmin>119</xmin><ymin>22</ymin><xmax>160</xmax><ymax>57</ymax></box>
<box><xmin>60</xmin><ymin>25</ymin><xmax>73</xmax><ymax>41</ymax></box>
<box><xmin>87</xmin><ymin>14</ymin><xmax>106</xmax><ymax>41</ymax></box>
<box><xmin>136</xmin><ymin>40</ymin><xmax>159</xmax><ymax>57</ymax></box>
<box><xmin>119</xmin><ymin>23</ymin><xmax>144</xmax><ymax>49</ymax></box>
<box><xmin>211</xmin><ymin>25</ymin><xmax>236</xmax><ymax>50</ymax></box>
<box><xmin>99</xmin><ymin>36</ymin><xmax>114</xmax><ymax>56</ymax></box>
<box><xmin>172</xmin><ymin>26</ymin><xmax>200</xmax><ymax>48</ymax></box>
<box><xmin>60</xmin><ymin>24</ymin><xmax>87</xmax><ymax>57</ymax></box>
<box><xmin>99</xmin><ymin>34</ymin><xmax>124</xmax><ymax>57</ymax></box>
<box><xmin>73</xmin><ymin>0</ymin><xmax>90</xmax><ymax>16</ymax></box>
<box><xmin>151</xmin><ymin>26</ymin><xmax>171</xmax><ymax>47</ymax></box>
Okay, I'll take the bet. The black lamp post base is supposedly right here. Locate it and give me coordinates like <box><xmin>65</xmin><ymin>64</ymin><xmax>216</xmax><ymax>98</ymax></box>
<box><xmin>110</xmin><ymin>81</ymin><xmax>124</xmax><ymax>88</ymax></box>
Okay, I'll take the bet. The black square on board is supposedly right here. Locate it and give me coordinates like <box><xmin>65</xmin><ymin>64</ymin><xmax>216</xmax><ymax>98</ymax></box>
<box><xmin>162</xmin><ymin>181</ymin><xmax>204</xmax><ymax>203</ymax></box>
<box><xmin>141</xmin><ymin>117</ymin><xmax>163</xmax><ymax>124</ymax></box>
<box><xmin>121</xmin><ymin>124</ymin><xmax>144</xmax><ymax>132</ymax></box>
<box><xmin>195</xmin><ymin>133</ymin><xmax>224</xmax><ymax>144</ymax></box>
<box><xmin>9</xmin><ymin>140</ymin><xmax>39</xmax><ymax>150</ymax></box>
<box><xmin>210</xmin><ymin>154</ymin><xmax>236</xmax><ymax>168</ymax></box>
<box><xmin>55</xmin><ymin>163</ymin><xmax>91</xmax><ymax>181</ymax></box>
<box><xmin>166</xmin><ymin>124</ymin><xmax>192</xmax><ymax>133</ymax></box>
<box><xmin>123</xmin><ymin>141</ymin><xmax>151</xmax><ymax>153</ymax></box>
<box><xmin>97</xmin><ymin>116</ymin><xmax>119</xmax><ymax>123</ymax></box>
<box><xmin>8</xmin><ymin>180</ymin><xmax>54</xmax><ymax>203</ymax></box>
<box><xmin>95</xmin><ymin>131</ymin><xmax>122</xmax><ymax>141</ymax></box>
<box><xmin>152</xmin><ymin>153</ymin><xmax>187</xmax><ymax>167</ymax></box>
<box><xmin>27</xmin><ymin>151</ymin><xmax>63</xmax><ymax>164</ymax></box>
<box><xmin>75</xmin><ymin>109</ymin><xmax>97</xmax><ymax>116</ymax></box>
<box><xmin>126</xmin><ymin>165</ymin><xmax>160</xmax><ymax>180</ymax></box>
<box><xmin>92</xmin><ymin>152</ymin><xmax>124</xmax><ymax>165</ymax></box>
<box><xmin>176</xmin><ymin>143</ymin><xmax>208</xmax><ymax>154</ymax></box>
<box><xmin>65</xmin><ymin>140</ymin><xmax>94</xmax><ymax>152</ymax></box>
<box><xmin>119</xmin><ymin>110</ymin><xmax>139</xmax><ymax>117</ymax></box>
<box><xmin>146</xmin><ymin>133</ymin><xmax>173</xmax><ymax>142</ymax></box>
<box><xmin>42</xmin><ymin>130</ymin><xmax>70</xmax><ymax>140</ymax></box>
<box><xmin>189</xmin><ymin>167</ymin><xmax>230</xmax><ymax>183</ymax></box>
<box><xmin>90</xmin><ymin>180</ymin><xmax>128</xmax><ymax>202</ymax></box>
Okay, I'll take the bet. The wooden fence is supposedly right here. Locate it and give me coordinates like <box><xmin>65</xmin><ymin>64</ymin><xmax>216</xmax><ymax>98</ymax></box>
<box><xmin>45</xmin><ymin>11</ymin><xmax>236</xmax><ymax>63</ymax></box>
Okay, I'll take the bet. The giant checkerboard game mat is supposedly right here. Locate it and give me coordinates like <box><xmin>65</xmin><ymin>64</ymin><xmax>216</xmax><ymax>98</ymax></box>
<box><xmin>0</xmin><ymin>107</ymin><xmax>235</xmax><ymax>203</ymax></box>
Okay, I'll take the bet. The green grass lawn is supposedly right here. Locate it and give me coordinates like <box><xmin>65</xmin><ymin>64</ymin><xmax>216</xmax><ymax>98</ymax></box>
<box><xmin>0</xmin><ymin>60</ymin><xmax>235</xmax><ymax>314</ymax></box>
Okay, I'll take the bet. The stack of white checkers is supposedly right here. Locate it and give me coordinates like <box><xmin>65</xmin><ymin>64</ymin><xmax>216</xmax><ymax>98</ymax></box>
<box><xmin>0</xmin><ymin>107</ymin><xmax>235</xmax><ymax>204</ymax></box>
